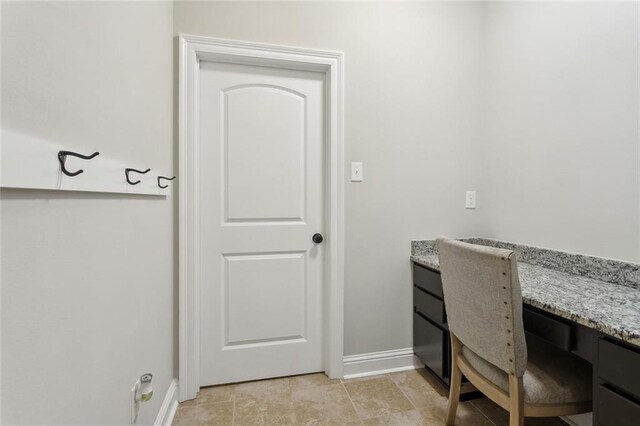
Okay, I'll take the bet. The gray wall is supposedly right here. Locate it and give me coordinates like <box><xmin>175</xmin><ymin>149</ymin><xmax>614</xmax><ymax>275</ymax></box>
<box><xmin>174</xmin><ymin>1</ymin><xmax>488</xmax><ymax>356</ymax></box>
<box><xmin>481</xmin><ymin>1</ymin><xmax>640</xmax><ymax>262</ymax></box>
<box><xmin>1</xmin><ymin>2</ymin><xmax>175</xmax><ymax>424</ymax></box>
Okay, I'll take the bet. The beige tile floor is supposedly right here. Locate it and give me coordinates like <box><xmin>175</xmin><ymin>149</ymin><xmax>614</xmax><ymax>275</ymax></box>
<box><xmin>173</xmin><ymin>369</ymin><xmax>567</xmax><ymax>426</ymax></box>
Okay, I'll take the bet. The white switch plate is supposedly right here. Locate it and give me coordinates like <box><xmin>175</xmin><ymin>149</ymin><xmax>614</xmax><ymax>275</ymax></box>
<box><xmin>465</xmin><ymin>191</ymin><xmax>477</xmax><ymax>209</ymax></box>
<box><xmin>351</xmin><ymin>162</ymin><xmax>363</xmax><ymax>182</ymax></box>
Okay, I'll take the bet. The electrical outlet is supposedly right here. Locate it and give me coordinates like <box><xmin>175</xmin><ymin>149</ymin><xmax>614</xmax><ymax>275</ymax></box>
<box><xmin>131</xmin><ymin>379</ymin><xmax>141</xmax><ymax>424</ymax></box>
<box><xmin>465</xmin><ymin>191</ymin><xmax>477</xmax><ymax>209</ymax></box>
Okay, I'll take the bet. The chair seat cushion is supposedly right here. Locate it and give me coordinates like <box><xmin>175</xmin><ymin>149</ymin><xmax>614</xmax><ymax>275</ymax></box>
<box><xmin>462</xmin><ymin>334</ymin><xmax>592</xmax><ymax>404</ymax></box>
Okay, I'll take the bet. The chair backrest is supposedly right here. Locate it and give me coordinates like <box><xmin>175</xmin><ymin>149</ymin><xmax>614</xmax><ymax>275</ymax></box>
<box><xmin>436</xmin><ymin>237</ymin><xmax>527</xmax><ymax>377</ymax></box>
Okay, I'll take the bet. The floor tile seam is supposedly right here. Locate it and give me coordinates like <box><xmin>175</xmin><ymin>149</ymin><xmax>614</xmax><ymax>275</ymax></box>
<box><xmin>387</xmin><ymin>373</ymin><xmax>420</xmax><ymax>412</ymax></box>
<box><xmin>342</xmin><ymin>373</ymin><xmax>392</xmax><ymax>385</ymax></box>
<box><xmin>290</xmin><ymin>381</ymin><xmax>344</xmax><ymax>397</ymax></box>
<box><xmin>231</xmin><ymin>393</ymin><xmax>237</xmax><ymax>426</ymax></box>
<box><xmin>387</xmin><ymin>372</ymin><xmax>490</xmax><ymax>425</ymax></box>
<box><xmin>389</xmin><ymin>373</ymin><xmax>441</xmax><ymax>425</ymax></box>
<box><xmin>343</xmin><ymin>376</ymin><xmax>416</xmax><ymax>422</ymax></box>
<box><xmin>195</xmin><ymin>394</ymin><xmax>235</xmax><ymax>405</ymax></box>
<box><xmin>340</xmin><ymin>379</ymin><xmax>366</xmax><ymax>423</ymax></box>
<box><xmin>285</xmin><ymin>381</ymin><xmax>299</xmax><ymax>426</ymax></box>
<box><xmin>292</xmin><ymin>383</ymin><xmax>362</xmax><ymax>426</ymax></box>
<box><xmin>469</xmin><ymin>400</ymin><xmax>499</xmax><ymax>426</ymax></box>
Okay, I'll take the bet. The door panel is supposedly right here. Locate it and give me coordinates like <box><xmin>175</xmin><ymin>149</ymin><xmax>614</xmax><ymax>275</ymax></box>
<box><xmin>223</xmin><ymin>252</ymin><xmax>306</xmax><ymax>347</ymax></box>
<box><xmin>199</xmin><ymin>61</ymin><xmax>325</xmax><ymax>386</ymax></box>
<box><xmin>224</xmin><ymin>85</ymin><xmax>306</xmax><ymax>222</ymax></box>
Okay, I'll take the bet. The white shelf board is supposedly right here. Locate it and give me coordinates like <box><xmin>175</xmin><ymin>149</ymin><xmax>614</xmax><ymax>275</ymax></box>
<box><xmin>1</xmin><ymin>130</ymin><xmax>172</xmax><ymax>196</ymax></box>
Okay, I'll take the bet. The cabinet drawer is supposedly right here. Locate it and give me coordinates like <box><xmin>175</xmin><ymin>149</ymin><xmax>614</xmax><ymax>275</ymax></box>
<box><xmin>414</xmin><ymin>286</ymin><xmax>446</xmax><ymax>326</ymax></box>
<box><xmin>596</xmin><ymin>385</ymin><xmax>640</xmax><ymax>426</ymax></box>
<box><xmin>414</xmin><ymin>312</ymin><xmax>449</xmax><ymax>382</ymax></box>
<box><xmin>523</xmin><ymin>307</ymin><xmax>572</xmax><ymax>351</ymax></box>
<box><xmin>598</xmin><ymin>339</ymin><xmax>640</xmax><ymax>398</ymax></box>
<box><xmin>413</xmin><ymin>264</ymin><xmax>443</xmax><ymax>298</ymax></box>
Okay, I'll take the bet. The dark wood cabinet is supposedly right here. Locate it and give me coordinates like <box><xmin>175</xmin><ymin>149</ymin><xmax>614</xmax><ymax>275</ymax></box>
<box><xmin>596</xmin><ymin>385</ymin><xmax>640</xmax><ymax>426</ymax></box>
<box><xmin>412</xmin><ymin>260</ymin><xmax>640</xmax><ymax>425</ymax></box>
<box><xmin>414</xmin><ymin>286</ymin><xmax>446</xmax><ymax>325</ymax></box>
<box><xmin>412</xmin><ymin>263</ymin><xmax>450</xmax><ymax>385</ymax></box>
<box><xmin>594</xmin><ymin>339</ymin><xmax>640</xmax><ymax>425</ymax></box>
<box><xmin>414</xmin><ymin>312</ymin><xmax>449</xmax><ymax>383</ymax></box>
<box><xmin>413</xmin><ymin>263</ymin><xmax>444</xmax><ymax>298</ymax></box>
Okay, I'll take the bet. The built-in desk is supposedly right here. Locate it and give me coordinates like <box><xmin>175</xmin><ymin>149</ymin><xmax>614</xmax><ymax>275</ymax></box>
<box><xmin>410</xmin><ymin>239</ymin><xmax>640</xmax><ymax>426</ymax></box>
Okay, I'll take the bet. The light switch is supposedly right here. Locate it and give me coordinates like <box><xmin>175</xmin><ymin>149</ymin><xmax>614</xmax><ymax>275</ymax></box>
<box><xmin>351</xmin><ymin>162</ymin><xmax>363</xmax><ymax>182</ymax></box>
<box><xmin>465</xmin><ymin>191</ymin><xmax>477</xmax><ymax>209</ymax></box>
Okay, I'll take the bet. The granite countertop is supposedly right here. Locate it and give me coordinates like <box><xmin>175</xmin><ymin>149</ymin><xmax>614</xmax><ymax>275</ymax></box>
<box><xmin>411</xmin><ymin>239</ymin><xmax>640</xmax><ymax>347</ymax></box>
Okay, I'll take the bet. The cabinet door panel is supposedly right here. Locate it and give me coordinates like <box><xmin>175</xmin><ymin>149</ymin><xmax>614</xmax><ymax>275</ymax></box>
<box><xmin>414</xmin><ymin>286</ymin><xmax>447</xmax><ymax>326</ymax></box>
<box><xmin>596</xmin><ymin>385</ymin><xmax>640</xmax><ymax>426</ymax></box>
<box><xmin>413</xmin><ymin>264</ymin><xmax>443</xmax><ymax>298</ymax></box>
<box><xmin>598</xmin><ymin>339</ymin><xmax>640</xmax><ymax>399</ymax></box>
<box><xmin>414</xmin><ymin>312</ymin><xmax>449</xmax><ymax>383</ymax></box>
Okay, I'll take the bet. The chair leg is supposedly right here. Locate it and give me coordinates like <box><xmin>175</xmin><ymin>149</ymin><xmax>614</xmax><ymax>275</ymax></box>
<box><xmin>508</xmin><ymin>375</ymin><xmax>524</xmax><ymax>426</ymax></box>
<box><xmin>446</xmin><ymin>334</ymin><xmax>463</xmax><ymax>425</ymax></box>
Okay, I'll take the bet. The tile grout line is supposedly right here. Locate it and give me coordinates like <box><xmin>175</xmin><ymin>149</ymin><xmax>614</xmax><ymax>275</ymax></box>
<box><xmin>388</xmin><ymin>373</ymin><xmax>420</xmax><ymax>412</ymax></box>
<box><xmin>231</xmin><ymin>392</ymin><xmax>236</xmax><ymax>426</ymax></box>
<box><xmin>469</xmin><ymin>400</ymin><xmax>498</xmax><ymax>426</ymax></box>
<box><xmin>340</xmin><ymin>380</ymin><xmax>365</xmax><ymax>424</ymax></box>
<box><xmin>390</xmin><ymin>370</ymin><xmax>496</xmax><ymax>425</ymax></box>
<box><xmin>388</xmin><ymin>371</ymin><xmax>445</xmax><ymax>423</ymax></box>
<box><xmin>287</xmin><ymin>378</ymin><xmax>299</xmax><ymax>425</ymax></box>
<box><xmin>344</xmin><ymin>373</ymin><xmax>421</xmax><ymax>424</ymax></box>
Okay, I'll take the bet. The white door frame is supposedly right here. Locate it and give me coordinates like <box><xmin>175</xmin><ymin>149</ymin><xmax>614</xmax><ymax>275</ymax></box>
<box><xmin>178</xmin><ymin>35</ymin><xmax>345</xmax><ymax>401</ymax></box>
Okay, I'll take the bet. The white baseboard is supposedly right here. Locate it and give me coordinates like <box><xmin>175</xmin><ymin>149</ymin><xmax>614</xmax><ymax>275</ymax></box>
<box><xmin>154</xmin><ymin>379</ymin><xmax>179</xmax><ymax>426</ymax></box>
<box><xmin>343</xmin><ymin>347</ymin><xmax>424</xmax><ymax>379</ymax></box>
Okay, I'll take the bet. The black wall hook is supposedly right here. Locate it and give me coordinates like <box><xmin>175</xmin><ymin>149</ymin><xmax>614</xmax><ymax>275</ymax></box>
<box><xmin>158</xmin><ymin>176</ymin><xmax>176</xmax><ymax>189</ymax></box>
<box><xmin>58</xmin><ymin>150</ymin><xmax>100</xmax><ymax>177</ymax></box>
<box><xmin>125</xmin><ymin>168</ymin><xmax>151</xmax><ymax>185</ymax></box>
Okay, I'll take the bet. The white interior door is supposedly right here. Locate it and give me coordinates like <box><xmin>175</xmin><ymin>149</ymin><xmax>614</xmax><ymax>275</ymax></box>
<box><xmin>198</xmin><ymin>61</ymin><xmax>326</xmax><ymax>386</ymax></box>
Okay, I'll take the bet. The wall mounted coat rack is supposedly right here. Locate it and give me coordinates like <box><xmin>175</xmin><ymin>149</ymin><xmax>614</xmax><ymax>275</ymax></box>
<box><xmin>1</xmin><ymin>130</ymin><xmax>174</xmax><ymax>196</ymax></box>
<box><xmin>157</xmin><ymin>176</ymin><xmax>175</xmax><ymax>189</ymax></box>
<box><xmin>58</xmin><ymin>150</ymin><xmax>100</xmax><ymax>176</ymax></box>
<box><xmin>126</xmin><ymin>168</ymin><xmax>151</xmax><ymax>185</ymax></box>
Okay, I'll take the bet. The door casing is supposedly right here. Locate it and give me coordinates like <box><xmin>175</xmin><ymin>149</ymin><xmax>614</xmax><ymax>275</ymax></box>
<box><xmin>178</xmin><ymin>35</ymin><xmax>345</xmax><ymax>402</ymax></box>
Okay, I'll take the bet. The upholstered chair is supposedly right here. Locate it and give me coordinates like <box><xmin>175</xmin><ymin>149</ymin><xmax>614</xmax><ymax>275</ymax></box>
<box><xmin>436</xmin><ymin>238</ymin><xmax>592</xmax><ymax>426</ymax></box>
